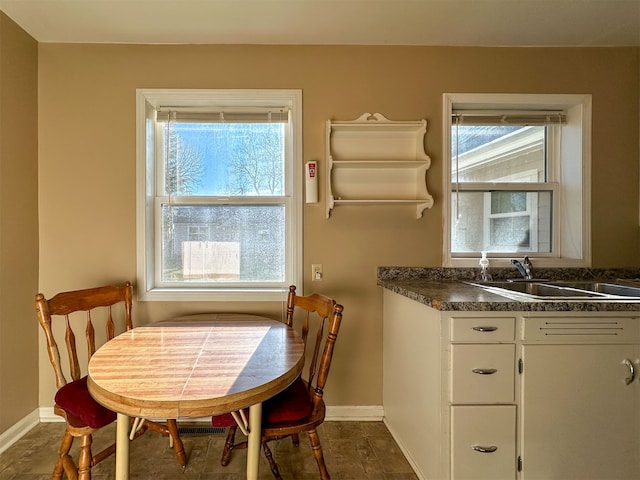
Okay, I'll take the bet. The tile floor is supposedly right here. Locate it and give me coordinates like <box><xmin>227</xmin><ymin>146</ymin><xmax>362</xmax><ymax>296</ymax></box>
<box><xmin>0</xmin><ymin>421</ymin><xmax>418</xmax><ymax>479</ymax></box>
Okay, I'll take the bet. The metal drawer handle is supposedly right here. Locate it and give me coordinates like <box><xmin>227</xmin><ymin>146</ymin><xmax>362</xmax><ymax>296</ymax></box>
<box><xmin>472</xmin><ymin>445</ymin><xmax>498</xmax><ymax>453</ymax></box>
<box><xmin>472</xmin><ymin>368</ymin><xmax>498</xmax><ymax>375</ymax></box>
<box><xmin>472</xmin><ymin>326</ymin><xmax>498</xmax><ymax>332</ymax></box>
<box><xmin>623</xmin><ymin>358</ymin><xmax>636</xmax><ymax>385</ymax></box>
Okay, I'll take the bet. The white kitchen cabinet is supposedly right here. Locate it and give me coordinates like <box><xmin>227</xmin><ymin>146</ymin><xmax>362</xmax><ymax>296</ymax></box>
<box><xmin>382</xmin><ymin>289</ymin><xmax>640</xmax><ymax>480</ymax></box>
<box><xmin>520</xmin><ymin>316</ymin><xmax>640</xmax><ymax>480</ymax></box>
<box><xmin>325</xmin><ymin>113</ymin><xmax>433</xmax><ymax>218</ymax></box>
<box><xmin>449</xmin><ymin>314</ymin><xmax>517</xmax><ymax>480</ymax></box>
<box><xmin>382</xmin><ymin>289</ymin><xmax>444</xmax><ymax>479</ymax></box>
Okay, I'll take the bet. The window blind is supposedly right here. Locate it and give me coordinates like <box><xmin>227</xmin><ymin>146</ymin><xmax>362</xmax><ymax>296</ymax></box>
<box><xmin>452</xmin><ymin>109</ymin><xmax>566</xmax><ymax>126</ymax></box>
<box><xmin>156</xmin><ymin>107</ymin><xmax>289</xmax><ymax>123</ymax></box>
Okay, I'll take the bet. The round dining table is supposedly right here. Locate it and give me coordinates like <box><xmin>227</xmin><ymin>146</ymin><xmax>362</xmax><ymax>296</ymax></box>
<box><xmin>87</xmin><ymin>313</ymin><xmax>305</xmax><ymax>480</ymax></box>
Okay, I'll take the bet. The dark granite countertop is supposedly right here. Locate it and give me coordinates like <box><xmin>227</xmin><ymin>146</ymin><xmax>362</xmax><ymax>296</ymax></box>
<box><xmin>377</xmin><ymin>267</ymin><xmax>640</xmax><ymax>312</ymax></box>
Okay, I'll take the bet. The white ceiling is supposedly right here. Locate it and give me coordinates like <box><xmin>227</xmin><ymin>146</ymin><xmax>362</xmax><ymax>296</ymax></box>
<box><xmin>0</xmin><ymin>0</ymin><xmax>639</xmax><ymax>47</ymax></box>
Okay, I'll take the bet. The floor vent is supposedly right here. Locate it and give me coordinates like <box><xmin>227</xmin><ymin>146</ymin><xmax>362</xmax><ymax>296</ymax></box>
<box><xmin>178</xmin><ymin>426</ymin><xmax>226</xmax><ymax>435</ymax></box>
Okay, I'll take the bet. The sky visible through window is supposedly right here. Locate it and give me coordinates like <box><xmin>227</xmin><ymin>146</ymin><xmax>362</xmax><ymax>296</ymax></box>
<box><xmin>169</xmin><ymin>122</ymin><xmax>285</xmax><ymax>197</ymax></box>
<box><xmin>174</xmin><ymin>123</ymin><xmax>226</xmax><ymax>195</ymax></box>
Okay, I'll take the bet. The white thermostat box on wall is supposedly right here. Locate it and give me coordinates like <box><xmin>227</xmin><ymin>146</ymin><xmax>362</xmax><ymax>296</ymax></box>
<box><xmin>305</xmin><ymin>161</ymin><xmax>318</xmax><ymax>203</ymax></box>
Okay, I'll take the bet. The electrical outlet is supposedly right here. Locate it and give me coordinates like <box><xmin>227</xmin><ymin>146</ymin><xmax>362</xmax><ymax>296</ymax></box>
<box><xmin>312</xmin><ymin>264</ymin><xmax>323</xmax><ymax>281</ymax></box>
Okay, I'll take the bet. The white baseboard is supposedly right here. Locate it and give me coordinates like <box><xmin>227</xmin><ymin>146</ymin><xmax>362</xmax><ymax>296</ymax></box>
<box><xmin>0</xmin><ymin>409</ymin><xmax>40</xmax><ymax>455</ymax></box>
<box><xmin>38</xmin><ymin>407</ymin><xmax>65</xmax><ymax>423</ymax></box>
<box><xmin>325</xmin><ymin>405</ymin><xmax>384</xmax><ymax>421</ymax></box>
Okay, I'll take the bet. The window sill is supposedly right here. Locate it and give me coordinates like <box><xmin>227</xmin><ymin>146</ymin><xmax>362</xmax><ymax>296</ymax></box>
<box><xmin>138</xmin><ymin>286</ymin><xmax>290</xmax><ymax>302</ymax></box>
<box><xmin>446</xmin><ymin>257</ymin><xmax>590</xmax><ymax>269</ymax></box>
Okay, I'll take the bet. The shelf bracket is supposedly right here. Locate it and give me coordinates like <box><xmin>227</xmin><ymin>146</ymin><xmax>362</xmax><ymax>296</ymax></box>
<box><xmin>416</xmin><ymin>199</ymin><xmax>434</xmax><ymax>219</ymax></box>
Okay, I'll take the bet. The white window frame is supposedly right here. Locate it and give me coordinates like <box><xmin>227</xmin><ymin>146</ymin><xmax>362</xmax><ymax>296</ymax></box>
<box><xmin>136</xmin><ymin>89</ymin><xmax>303</xmax><ymax>301</ymax></box>
<box><xmin>443</xmin><ymin>93</ymin><xmax>592</xmax><ymax>268</ymax></box>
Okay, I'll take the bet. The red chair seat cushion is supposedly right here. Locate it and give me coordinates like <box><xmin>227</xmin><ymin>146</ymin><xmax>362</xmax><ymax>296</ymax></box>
<box><xmin>264</xmin><ymin>376</ymin><xmax>312</xmax><ymax>423</ymax></box>
<box><xmin>212</xmin><ymin>377</ymin><xmax>312</xmax><ymax>428</ymax></box>
<box><xmin>212</xmin><ymin>412</ymin><xmax>236</xmax><ymax>428</ymax></box>
<box><xmin>54</xmin><ymin>376</ymin><xmax>116</xmax><ymax>429</ymax></box>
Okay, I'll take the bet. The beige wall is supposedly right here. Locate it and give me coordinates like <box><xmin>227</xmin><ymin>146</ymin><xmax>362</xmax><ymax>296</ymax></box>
<box><xmin>0</xmin><ymin>12</ymin><xmax>38</xmax><ymax>434</ymax></box>
<box><xmin>34</xmin><ymin>43</ymin><xmax>640</xmax><ymax>409</ymax></box>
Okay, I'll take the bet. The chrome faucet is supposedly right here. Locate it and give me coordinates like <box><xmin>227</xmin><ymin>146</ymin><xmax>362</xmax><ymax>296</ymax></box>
<box><xmin>511</xmin><ymin>256</ymin><xmax>533</xmax><ymax>280</ymax></box>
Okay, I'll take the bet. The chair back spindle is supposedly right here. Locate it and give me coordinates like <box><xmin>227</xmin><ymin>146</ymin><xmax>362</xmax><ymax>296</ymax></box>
<box><xmin>64</xmin><ymin>313</ymin><xmax>80</xmax><ymax>385</ymax></box>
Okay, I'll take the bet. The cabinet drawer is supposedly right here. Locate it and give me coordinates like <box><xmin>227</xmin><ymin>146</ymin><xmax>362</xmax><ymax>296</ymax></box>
<box><xmin>451</xmin><ymin>405</ymin><xmax>516</xmax><ymax>480</ymax></box>
<box><xmin>523</xmin><ymin>316</ymin><xmax>640</xmax><ymax>342</ymax></box>
<box><xmin>451</xmin><ymin>317</ymin><xmax>515</xmax><ymax>342</ymax></box>
<box><xmin>451</xmin><ymin>344</ymin><xmax>515</xmax><ymax>403</ymax></box>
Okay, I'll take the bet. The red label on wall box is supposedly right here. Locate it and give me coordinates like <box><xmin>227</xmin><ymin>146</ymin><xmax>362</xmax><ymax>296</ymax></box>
<box><xmin>308</xmin><ymin>162</ymin><xmax>316</xmax><ymax>177</ymax></box>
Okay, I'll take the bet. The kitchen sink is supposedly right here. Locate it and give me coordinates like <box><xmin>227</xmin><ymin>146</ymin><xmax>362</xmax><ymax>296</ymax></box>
<box><xmin>548</xmin><ymin>281</ymin><xmax>640</xmax><ymax>297</ymax></box>
<box><xmin>464</xmin><ymin>280</ymin><xmax>640</xmax><ymax>300</ymax></box>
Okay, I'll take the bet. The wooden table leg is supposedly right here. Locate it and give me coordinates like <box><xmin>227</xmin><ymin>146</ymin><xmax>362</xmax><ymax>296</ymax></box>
<box><xmin>247</xmin><ymin>403</ymin><xmax>262</xmax><ymax>480</ymax></box>
<box><xmin>115</xmin><ymin>412</ymin><xmax>130</xmax><ymax>480</ymax></box>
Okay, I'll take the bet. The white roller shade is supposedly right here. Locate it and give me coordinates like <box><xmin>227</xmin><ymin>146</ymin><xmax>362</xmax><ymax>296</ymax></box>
<box><xmin>452</xmin><ymin>109</ymin><xmax>566</xmax><ymax>126</ymax></box>
<box><xmin>156</xmin><ymin>107</ymin><xmax>289</xmax><ymax>123</ymax></box>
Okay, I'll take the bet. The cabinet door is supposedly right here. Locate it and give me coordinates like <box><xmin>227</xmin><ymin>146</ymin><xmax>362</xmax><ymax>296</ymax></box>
<box><xmin>521</xmin><ymin>344</ymin><xmax>640</xmax><ymax>480</ymax></box>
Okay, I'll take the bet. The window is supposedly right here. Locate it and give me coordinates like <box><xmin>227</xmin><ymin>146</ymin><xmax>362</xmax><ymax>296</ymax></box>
<box><xmin>136</xmin><ymin>89</ymin><xmax>302</xmax><ymax>301</ymax></box>
<box><xmin>443</xmin><ymin>94</ymin><xmax>592</xmax><ymax>267</ymax></box>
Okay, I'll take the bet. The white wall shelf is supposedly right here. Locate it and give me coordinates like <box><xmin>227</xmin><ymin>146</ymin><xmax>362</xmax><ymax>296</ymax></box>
<box><xmin>325</xmin><ymin>112</ymin><xmax>433</xmax><ymax>219</ymax></box>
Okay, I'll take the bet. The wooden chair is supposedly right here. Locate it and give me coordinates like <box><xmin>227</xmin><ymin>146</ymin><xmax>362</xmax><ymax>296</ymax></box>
<box><xmin>212</xmin><ymin>285</ymin><xmax>344</xmax><ymax>479</ymax></box>
<box><xmin>35</xmin><ymin>281</ymin><xmax>187</xmax><ymax>480</ymax></box>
